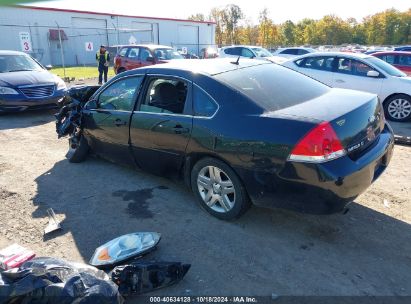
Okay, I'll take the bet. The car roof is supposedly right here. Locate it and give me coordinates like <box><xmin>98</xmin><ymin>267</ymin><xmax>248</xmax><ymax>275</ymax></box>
<box><xmin>291</xmin><ymin>51</ymin><xmax>373</xmax><ymax>60</ymax></box>
<box><xmin>0</xmin><ymin>50</ymin><xmax>28</xmax><ymax>56</ymax></box>
<box><xmin>372</xmin><ymin>51</ymin><xmax>411</xmax><ymax>55</ymax></box>
<box><xmin>221</xmin><ymin>45</ymin><xmax>266</xmax><ymax>49</ymax></box>
<box><xmin>120</xmin><ymin>44</ymin><xmax>173</xmax><ymax>50</ymax></box>
<box><xmin>125</xmin><ymin>58</ymin><xmax>270</xmax><ymax>77</ymax></box>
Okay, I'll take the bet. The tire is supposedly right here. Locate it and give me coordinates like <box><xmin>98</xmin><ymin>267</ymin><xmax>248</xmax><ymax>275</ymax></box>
<box><xmin>383</xmin><ymin>94</ymin><xmax>411</xmax><ymax>122</ymax></box>
<box><xmin>66</xmin><ymin>135</ymin><xmax>89</xmax><ymax>163</ymax></box>
<box><xmin>191</xmin><ymin>157</ymin><xmax>251</xmax><ymax>220</ymax></box>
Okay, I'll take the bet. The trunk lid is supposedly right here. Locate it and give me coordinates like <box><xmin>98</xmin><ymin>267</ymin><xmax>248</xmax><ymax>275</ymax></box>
<box><xmin>271</xmin><ymin>88</ymin><xmax>384</xmax><ymax>160</ymax></box>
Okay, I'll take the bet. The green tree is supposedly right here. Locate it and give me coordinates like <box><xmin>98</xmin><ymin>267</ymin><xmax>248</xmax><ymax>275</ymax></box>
<box><xmin>188</xmin><ymin>13</ymin><xmax>206</xmax><ymax>22</ymax></box>
<box><xmin>281</xmin><ymin>20</ymin><xmax>296</xmax><ymax>45</ymax></box>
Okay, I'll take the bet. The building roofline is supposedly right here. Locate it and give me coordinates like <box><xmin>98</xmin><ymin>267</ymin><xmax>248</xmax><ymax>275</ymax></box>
<box><xmin>12</xmin><ymin>5</ymin><xmax>216</xmax><ymax>25</ymax></box>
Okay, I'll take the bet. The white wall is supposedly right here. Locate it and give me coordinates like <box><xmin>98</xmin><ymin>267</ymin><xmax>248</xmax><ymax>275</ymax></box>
<box><xmin>0</xmin><ymin>6</ymin><xmax>215</xmax><ymax>66</ymax></box>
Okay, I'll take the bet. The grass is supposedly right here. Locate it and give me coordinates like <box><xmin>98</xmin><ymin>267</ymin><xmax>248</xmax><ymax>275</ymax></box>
<box><xmin>51</xmin><ymin>66</ymin><xmax>115</xmax><ymax>80</ymax></box>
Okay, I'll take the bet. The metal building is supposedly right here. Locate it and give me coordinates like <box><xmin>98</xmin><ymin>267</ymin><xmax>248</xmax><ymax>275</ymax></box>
<box><xmin>0</xmin><ymin>5</ymin><xmax>216</xmax><ymax>66</ymax></box>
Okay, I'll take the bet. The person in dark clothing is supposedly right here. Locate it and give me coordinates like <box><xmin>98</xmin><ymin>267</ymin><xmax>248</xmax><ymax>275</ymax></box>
<box><xmin>96</xmin><ymin>45</ymin><xmax>110</xmax><ymax>84</ymax></box>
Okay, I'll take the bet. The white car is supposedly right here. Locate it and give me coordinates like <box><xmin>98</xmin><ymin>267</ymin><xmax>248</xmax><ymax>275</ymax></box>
<box><xmin>218</xmin><ymin>45</ymin><xmax>282</xmax><ymax>62</ymax></box>
<box><xmin>281</xmin><ymin>52</ymin><xmax>411</xmax><ymax>122</ymax></box>
<box><xmin>272</xmin><ymin>47</ymin><xmax>317</xmax><ymax>59</ymax></box>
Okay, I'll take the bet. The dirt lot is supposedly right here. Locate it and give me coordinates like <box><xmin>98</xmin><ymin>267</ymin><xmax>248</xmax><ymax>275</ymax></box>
<box><xmin>0</xmin><ymin>110</ymin><xmax>410</xmax><ymax>299</ymax></box>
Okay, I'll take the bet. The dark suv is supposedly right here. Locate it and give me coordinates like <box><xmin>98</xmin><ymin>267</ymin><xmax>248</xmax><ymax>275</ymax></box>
<box><xmin>113</xmin><ymin>45</ymin><xmax>184</xmax><ymax>74</ymax></box>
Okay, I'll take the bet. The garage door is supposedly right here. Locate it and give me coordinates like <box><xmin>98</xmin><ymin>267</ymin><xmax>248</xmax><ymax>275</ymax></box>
<box><xmin>178</xmin><ymin>25</ymin><xmax>199</xmax><ymax>55</ymax></box>
<box><xmin>118</xmin><ymin>22</ymin><xmax>154</xmax><ymax>45</ymax></box>
<box><xmin>71</xmin><ymin>17</ymin><xmax>108</xmax><ymax>65</ymax></box>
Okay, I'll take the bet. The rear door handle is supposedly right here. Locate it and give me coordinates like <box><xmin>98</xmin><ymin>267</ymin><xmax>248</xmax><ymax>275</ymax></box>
<box><xmin>114</xmin><ymin>119</ymin><xmax>127</xmax><ymax>127</ymax></box>
<box><xmin>173</xmin><ymin>125</ymin><xmax>190</xmax><ymax>134</ymax></box>
<box><xmin>335</xmin><ymin>79</ymin><xmax>345</xmax><ymax>83</ymax></box>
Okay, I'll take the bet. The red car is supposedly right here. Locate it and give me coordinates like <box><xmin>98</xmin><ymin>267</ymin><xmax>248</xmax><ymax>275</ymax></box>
<box><xmin>113</xmin><ymin>44</ymin><xmax>184</xmax><ymax>74</ymax></box>
<box><xmin>372</xmin><ymin>51</ymin><xmax>411</xmax><ymax>76</ymax></box>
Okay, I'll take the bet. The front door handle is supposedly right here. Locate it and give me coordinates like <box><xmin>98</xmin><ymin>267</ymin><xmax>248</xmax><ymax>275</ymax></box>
<box><xmin>173</xmin><ymin>125</ymin><xmax>190</xmax><ymax>134</ymax></box>
<box><xmin>114</xmin><ymin>119</ymin><xmax>127</xmax><ymax>127</ymax></box>
<box><xmin>335</xmin><ymin>79</ymin><xmax>345</xmax><ymax>83</ymax></box>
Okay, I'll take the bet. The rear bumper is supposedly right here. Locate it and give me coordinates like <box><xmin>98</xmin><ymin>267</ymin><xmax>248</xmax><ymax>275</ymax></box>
<box><xmin>241</xmin><ymin>124</ymin><xmax>395</xmax><ymax>214</ymax></box>
<box><xmin>0</xmin><ymin>96</ymin><xmax>64</xmax><ymax>112</ymax></box>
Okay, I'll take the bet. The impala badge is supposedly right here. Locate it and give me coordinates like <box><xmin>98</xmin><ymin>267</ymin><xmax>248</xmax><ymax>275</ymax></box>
<box><xmin>336</xmin><ymin>119</ymin><xmax>346</xmax><ymax>127</ymax></box>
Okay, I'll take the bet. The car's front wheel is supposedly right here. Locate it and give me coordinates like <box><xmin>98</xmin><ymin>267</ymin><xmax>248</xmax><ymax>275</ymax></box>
<box><xmin>191</xmin><ymin>157</ymin><xmax>250</xmax><ymax>220</ymax></box>
<box><xmin>66</xmin><ymin>135</ymin><xmax>89</xmax><ymax>163</ymax></box>
<box><xmin>384</xmin><ymin>94</ymin><xmax>411</xmax><ymax>122</ymax></box>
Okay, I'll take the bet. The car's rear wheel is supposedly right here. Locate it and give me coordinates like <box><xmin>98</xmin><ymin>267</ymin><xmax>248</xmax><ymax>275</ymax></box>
<box><xmin>66</xmin><ymin>135</ymin><xmax>89</xmax><ymax>163</ymax></box>
<box><xmin>384</xmin><ymin>94</ymin><xmax>411</xmax><ymax>122</ymax></box>
<box><xmin>191</xmin><ymin>157</ymin><xmax>250</xmax><ymax>220</ymax></box>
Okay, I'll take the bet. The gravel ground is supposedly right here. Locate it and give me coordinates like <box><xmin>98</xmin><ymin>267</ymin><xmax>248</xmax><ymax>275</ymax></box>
<box><xmin>0</xmin><ymin>110</ymin><xmax>410</xmax><ymax>300</ymax></box>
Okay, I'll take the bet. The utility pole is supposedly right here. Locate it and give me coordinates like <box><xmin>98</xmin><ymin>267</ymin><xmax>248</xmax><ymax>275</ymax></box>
<box><xmin>56</xmin><ymin>22</ymin><xmax>66</xmax><ymax>78</ymax></box>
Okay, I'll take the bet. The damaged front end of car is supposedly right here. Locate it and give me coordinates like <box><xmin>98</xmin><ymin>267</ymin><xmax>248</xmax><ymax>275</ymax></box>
<box><xmin>55</xmin><ymin>85</ymin><xmax>100</xmax><ymax>147</ymax></box>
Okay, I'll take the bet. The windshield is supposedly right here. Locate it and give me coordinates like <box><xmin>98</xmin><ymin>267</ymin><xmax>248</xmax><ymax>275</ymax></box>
<box><xmin>153</xmin><ymin>48</ymin><xmax>184</xmax><ymax>60</ymax></box>
<box><xmin>251</xmin><ymin>47</ymin><xmax>272</xmax><ymax>58</ymax></box>
<box><xmin>215</xmin><ymin>63</ymin><xmax>330</xmax><ymax>111</ymax></box>
<box><xmin>0</xmin><ymin>54</ymin><xmax>43</xmax><ymax>73</ymax></box>
<box><xmin>366</xmin><ymin>57</ymin><xmax>406</xmax><ymax>77</ymax></box>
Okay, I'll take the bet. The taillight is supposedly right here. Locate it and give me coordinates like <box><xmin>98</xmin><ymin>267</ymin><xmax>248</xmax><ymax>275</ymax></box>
<box><xmin>289</xmin><ymin>122</ymin><xmax>346</xmax><ymax>163</ymax></box>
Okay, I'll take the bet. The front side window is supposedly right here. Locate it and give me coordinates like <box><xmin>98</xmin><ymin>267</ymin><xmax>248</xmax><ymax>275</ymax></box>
<box><xmin>98</xmin><ymin>76</ymin><xmax>143</xmax><ymax>111</ymax></box>
<box><xmin>297</xmin><ymin>49</ymin><xmax>309</xmax><ymax>55</ymax></box>
<box><xmin>280</xmin><ymin>49</ymin><xmax>297</xmax><ymax>55</ymax></box>
<box><xmin>193</xmin><ymin>85</ymin><xmax>218</xmax><ymax>117</ymax></box>
<box><xmin>154</xmin><ymin>48</ymin><xmax>184</xmax><ymax>60</ymax></box>
<box><xmin>140</xmin><ymin>48</ymin><xmax>152</xmax><ymax>61</ymax></box>
<box><xmin>139</xmin><ymin>78</ymin><xmax>188</xmax><ymax>114</ymax></box>
<box><xmin>336</xmin><ymin>58</ymin><xmax>375</xmax><ymax>77</ymax></box>
<box><xmin>241</xmin><ymin>48</ymin><xmax>255</xmax><ymax>58</ymax></box>
<box><xmin>127</xmin><ymin>47</ymin><xmax>140</xmax><ymax>59</ymax></box>
<box><xmin>298</xmin><ymin>56</ymin><xmax>334</xmax><ymax>71</ymax></box>
<box><xmin>379</xmin><ymin>55</ymin><xmax>396</xmax><ymax>64</ymax></box>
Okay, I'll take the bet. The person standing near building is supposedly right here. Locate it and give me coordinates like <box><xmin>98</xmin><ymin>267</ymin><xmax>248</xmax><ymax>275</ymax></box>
<box><xmin>96</xmin><ymin>45</ymin><xmax>110</xmax><ymax>84</ymax></box>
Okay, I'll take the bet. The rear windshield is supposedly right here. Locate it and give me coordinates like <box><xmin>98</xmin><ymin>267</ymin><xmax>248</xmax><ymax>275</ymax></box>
<box><xmin>215</xmin><ymin>63</ymin><xmax>330</xmax><ymax>111</ymax></box>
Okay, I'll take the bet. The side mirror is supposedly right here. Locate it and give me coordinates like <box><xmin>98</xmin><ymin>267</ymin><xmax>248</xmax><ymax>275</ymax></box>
<box><xmin>45</xmin><ymin>65</ymin><xmax>53</xmax><ymax>70</ymax></box>
<box><xmin>367</xmin><ymin>70</ymin><xmax>380</xmax><ymax>77</ymax></box>
<box><xmin>146</xmin><ymin>56</ymin><xmax>155</xmax><ymax>63</ymax></box>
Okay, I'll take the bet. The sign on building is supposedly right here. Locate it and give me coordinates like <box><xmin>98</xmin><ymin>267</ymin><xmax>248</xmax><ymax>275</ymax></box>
<box><xmin>19</xmin><ymin>32</ymin><xmax>33</xmax><ymax>53</ymax></box>
<box><xmin>128</xmin><ymin>35</ymin><xmax>137</xmax><ymax>45</ymax></box>
<box><xmin>181</xmin><ymin>47</ymin><xmax>188</xmax><ymax>55</ymax></box>
<box><xmin>85</xmin><ymin>42</ymin><xmax>94</xmax><ymax>52</ymax></box>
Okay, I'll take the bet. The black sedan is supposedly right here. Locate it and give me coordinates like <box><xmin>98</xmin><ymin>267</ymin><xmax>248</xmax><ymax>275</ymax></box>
<box><xmin>0</xmin><ymin>50</ymin><xmax>67</xmax><ymax>112</ymax></box>
<box><xmin>57</xmin><ymin>59</ymin><xmax>394</xmax><ymax>220</ymax></box>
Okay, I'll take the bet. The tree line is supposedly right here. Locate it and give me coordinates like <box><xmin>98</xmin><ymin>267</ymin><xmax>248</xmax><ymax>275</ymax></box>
<box><xmin>188</xmin><ymin>5</ymin><xmax>411</xmax><ymax>47</ymax></box>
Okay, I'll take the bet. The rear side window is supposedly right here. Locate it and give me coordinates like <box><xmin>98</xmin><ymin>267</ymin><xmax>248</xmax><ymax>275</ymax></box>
<box><xmin>224</xmin><ymin>48</ymin><xmax>240</xmax><ymax>56</ymax></box>
<box><xmin>297</xmin><ymin>49</ymin><xmax>309</xmax><ymax>55</ymax></box>
<box><xmin>193</xmin><ymin>85</ymin><xmax>218</xmax><ymax>117</ymax></box>
<box><xmin>215</xmin><ymin>63</ymin><xmax>330</xmax><ymax>111</ymax></box>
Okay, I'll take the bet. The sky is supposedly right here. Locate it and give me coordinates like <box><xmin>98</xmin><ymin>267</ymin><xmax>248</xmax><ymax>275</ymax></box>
<box><xmin>27</xmin><ymin>0</ymin><xmax>410</xmax><ymax>24</ymax></box>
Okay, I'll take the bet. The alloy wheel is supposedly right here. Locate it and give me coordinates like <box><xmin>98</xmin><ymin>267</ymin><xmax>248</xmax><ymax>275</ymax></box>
<box><xmin>388</xmin><ymin>98</ymin><xmax>411</xmax><ymax>120</ymax></box>
<box><xmin>197</xmin><ymin>166</ymin><xmax>236</xmax><ymax>213</ymax></box>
